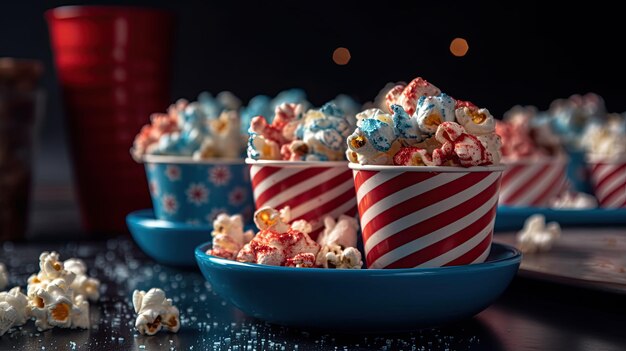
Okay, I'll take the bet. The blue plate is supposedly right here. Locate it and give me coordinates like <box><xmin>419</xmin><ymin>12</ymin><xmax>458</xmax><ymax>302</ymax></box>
<box><xmin>127</xmin><ymin>209</ymin><xmax>212</xmax><ymax>267</ymax></box>
<box><xmin>495</xmin><ymin>206</ymin><xmax>626</xmax><ymax>232</ymax></box>
<box><xmin>195</xmin><ymin>242</ymin><xmax>521</xmax><ymax>332</ymax></box>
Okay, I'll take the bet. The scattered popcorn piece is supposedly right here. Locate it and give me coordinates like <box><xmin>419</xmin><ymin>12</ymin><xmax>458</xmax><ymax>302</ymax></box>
<box><xmin>0</xmin><ymin>263</ymin><xmax>7</xmax><ymax>291</ymax></box>
<box><xmin>550</xmin><ymin>192</ymin><xmax>598</xmax><ymax>209</ymax></box>
<box><xmin>30</xmin><ymin>278</ymin><xmax>84</xmax><ymax>330</ymax></box>
<box><xmin>132</xmin><ymin>288</ymin><xmax>180</xmax><ymax>336</ymax></box>
<box><xmin>0</xmin><ymin>287</ymin><xmax>29</xmax><ymax>336</ymax></box>
<box><xmin>516</xmin><ymin>214</ymin><xmax>561</xmax><ymax>254</ymax></box>
<box><xmin>206</xmin><ymin>213</ymin><xmax>254</xmax><ymax>260</ymax></box>
<box><xmin>26</xmin><ymin>252</ymin><xmax>99</xmax><ymax>331</ymax></box>
<box><xmin>316</xmin><ymin>216</ymin><xmax>363</xmax><ymax>269</ymax></box>
<box><xmin>237</xmin><ymin>207</ymin><xmax>320</xmax><ymax>267</ymax></box>
<box><xmin>64</xmin><ymin>258</ymin><xmax>101</xmax><ymax>302</ymax></box>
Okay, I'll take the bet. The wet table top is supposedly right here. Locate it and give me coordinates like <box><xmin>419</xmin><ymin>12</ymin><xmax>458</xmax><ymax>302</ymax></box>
<box><xmin>1</xmin><ymin>235</ymin><xmax>625</xmax><ymax>351</ymax></box>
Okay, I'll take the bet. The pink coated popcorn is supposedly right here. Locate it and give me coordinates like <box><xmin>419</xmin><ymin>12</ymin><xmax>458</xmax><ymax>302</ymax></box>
<box><xmin>434</xmin><ymin>121</ymin><xmax>493</xmax><ymax>167</ymax></box>
<box><xmin>395</xmin><ymin>122</ymin><xmax>493</xmax><ymax>167</ymax></box>
<box><xmin>132</xmin><ymin>112</ymin><xmax>180</xmax><ymax>159</ymax></box>
<box><xmin>385</xmin><ymin>77</ymin><xmax>441</xmax><ymax>115</ymax></box>
<box><xmin>496</xmin><ymin>118</ymin><xmax>541</xmax><ymax>160</ymax></box>
<box><xmin>236</xmin><ymin>228</ymin><xmax>320</xmax><ymax>266</ymax></box>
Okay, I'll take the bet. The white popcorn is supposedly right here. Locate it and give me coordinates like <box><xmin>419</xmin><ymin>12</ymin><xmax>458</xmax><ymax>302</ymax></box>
<box><xmin>516</xmin><ymin>214</ymin><xmax>561</xmax><ymax>254</ymax></box>
<box><xmin>210</xmin><ymin>214</ymin><xmax>254</xmax><ymax>254</ymax></box>
<box><xmin>316</xmin><ymin>216</ymin><xmax>363</xmax><ymax>269</ymax></box>
<box><xmin>0</xmin><ymin>287</ymin><xmax>29</xmax><ymax>336</ymax></box>
<box><xmin>29</xmin><ymin>278</ymin><xmax>85</xmax><ymax>331</ymax></box>
<box><xmin>26</xmin><ymin>252</ymin><xmax>96</xmax><ymax>331</ymax></box>
<box><xmin>133</xmin><ymin>288</ymin><xmax>180</xmax><ymax>336</ymax></box>
<box><xmin>0</xmin><ymin>263</ymin><xmax>7</xmax><ymax>291</ymax></box>
<box><xmin>64</xmin><ymin>258</ymin><xmax>101</xmax><ymax>302</ymax></box>
<box><xmin>550</xmin><ymin>192</ymin><xmax>598</xmax><ymax>209</ymax></box>
<box><xmin>253</xmin><ymin>206</ymin><xmax>291</xmax><ymax>234</ymax></box>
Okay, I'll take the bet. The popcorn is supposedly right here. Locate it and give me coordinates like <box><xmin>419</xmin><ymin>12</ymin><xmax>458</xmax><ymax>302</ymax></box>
<box><xmin>0</xmin><ymin>287</ymin><xmax>29</xmax><ymax>336</ymax></box>
<box><xmin>237</xmin><ymin>207</ymin><xmax>320</xmax><ymax>266</ymax></box>
<box><xmin>247</xmin><ymin>103</ymin><xmax>304</xmax><ymax>160</ymax></box>
<box><xmin>346</xmin><ymin>109</ymin><xmax>401</xmax><ymax>165</ymax></box>
<box><xmin>25</xmin><ymin>252</ymin><xmax>99</xmax><ymax>331</ymax></box>
<box><xmin>385</xmin><ymin>77</ymin><xmax>441</xmax><ymax>115</ymax></box>
<box><xmin>394</xmin><ymin>122</ymin><xmax>494</xmax><ymax>167</ymax></box>
<box><xmin>63</xmin><ymin>258</ymin><xmax>101</xmax><ymax>302</ymax></box>
<box><xmin>132</xmin><ymin>288</ymin><xmax>180</xmax><ymax>335</ymax></box>
<box><xmin>349</xmin><ymin>77</ymin><xmax>502</xmax><ymax>167</ymax></box>
<box><xmin>294</xmin><ymin>103</ymin><xmax>353</xmax><ymax>161</ymax></box>
<box><xmin>132</xmin><ymin>91</ymin><xmax>246</xmax><ymax>160</ymax></box>
<box><xmin>247</xmin><ymin>101</ymin><xmax>356</xmax><ymax>162</ymax></box>
<box><xmin>29</xmin><ymin>278</ymin><xmax>87</xmax><ymax>330</ymax></box>
<box><xmin>581</xmin><ymin>115</ymin><xmax>626</xmax><ymax>160</ymax></box>
<box><xmin>455</xmin><ymin>107</ymin><xmax>496</xmax><ymax>135</ymax></box>
<box><xmin>315</xmin><ymin>216</ymin><xmax>363</xmax><ymax>269</ymax></box>
<box><xmin>206</xmin><ymin>213</ymin><xmax>254</xmax><ymax>260</ymax></box>
<box><xmin>415</xmin><ymin>94</ymin><xmax>456</xmax><ymax>134</ymax></box>
<box><xmin>549</xmin><ymin>93</ymin><xmax>605</xmax><ymax>142</ymax></box>
<box><xmin>550</xmin><ymin>191</ymin><xmax>598</xmax><ymax>209</ymax></box>
<box><xmin>0</xmin><ymin>263</ymin><xmax>7</xmax><ymax>291</ymax></box>
<box><xmin>516</xmin><ymin>214</ymin><xmax>561</xmax><ymax>254</ymax></box>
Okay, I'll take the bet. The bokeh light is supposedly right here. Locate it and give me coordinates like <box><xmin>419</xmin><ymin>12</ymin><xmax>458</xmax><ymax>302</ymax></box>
<box><xmin>450</xmin><ymin>38</ymin><xmax>469</xmax><ymax>57</ymax></box>
<box><xmin>332</xmin><ymin>47</ymin><xmax>351</xmax><ymax>65</ymax></box>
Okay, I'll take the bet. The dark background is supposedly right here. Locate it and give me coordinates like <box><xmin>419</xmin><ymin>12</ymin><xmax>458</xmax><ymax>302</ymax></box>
<box><xmin>2</xmin><ymin>0</ymin><xmax>625</xmax><ymax>234</ymax></box>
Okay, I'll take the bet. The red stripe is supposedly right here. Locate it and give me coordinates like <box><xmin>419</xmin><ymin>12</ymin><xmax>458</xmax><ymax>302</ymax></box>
<box><xmin>251</xmin><ymin>166</ymin><xmax>281</xmax><ymax>188</ymax></box>
<box><xmin>353</xmin><ymin>170</ymin><xmax>381</xmax><ymax>194</ymax></box>
<box><xmin>590</xmin><ymin>162</ymin><xmax>604</xmax><ymax>174</ymax></box>
<box><xmin>382</xmin><ymin>203</ymin><xmax>497</xmax><ymax>269</ymax></box>
<box><xmin>501</xmin><ymin>164</ymin><xmax>525</xmax><ymax>186</ymax></box>
<box><xmin>361</xmin><ymin>172</ymin><xmax>490</xmax><ymax>242</ymax></box>
<box><xmin>597</xmin><ymin>179</ymin><xmax>626</xmax><ymax>206</ymax></box>
<box><xmin>357</xmin><ymin>171</ymin><xmax>437</xmax><ymax>219</ymax></box>
<box><xmin>365</xmin><ymin>177</ymin><xmax>499</xmax><ymax>265</ymax></box>
<box><xmin>593</xmin><ymin>164</ymin><xmax>626</xmax><ymax>195</ymax></box>
<box><xmin>293</xmin><ymin>187</ymin><xmax>357</xmax><ymax>223</ymax></box>
<box><xmin>255</xmin><ymin>167</ymin><xmax>327</xmax><ymax>208</ymax></box>
<box><xmin>501</xmin><ymin>164</ymin><xmax>551</xmax><ymax>204</ymax></box>
<box><xmin>529</xmin><ymin>168</ymin><xmax>566</xmax><ymax>207</ymax></box>
<box><xmin>443</xmin><ymin>231</ymin><xmax>493</xmax><ymax>266</ymax></box>
<box><xmin>273</xmin><ymin>170</ymin><xmax>353</xmax><ymax>210</ymax></box>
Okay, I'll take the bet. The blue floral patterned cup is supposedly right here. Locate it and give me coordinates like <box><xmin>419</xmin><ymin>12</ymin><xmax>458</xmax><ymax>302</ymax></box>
<box><xmin>141</xmin><ymin>155</ymin><xmax>255</xmax><ymax>225</ymax></box>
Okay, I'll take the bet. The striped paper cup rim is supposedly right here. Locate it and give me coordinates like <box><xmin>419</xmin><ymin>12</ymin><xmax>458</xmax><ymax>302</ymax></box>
<box><xmin>349</xmin><ymin>163</ymin><xmax>506</xmax><ymax>173</ymax></box>
<box><xmin>245</xmin><ymin>158</ymin><xmax>349</xmax><ymax>168</ymax></box>
<box><xmin>501</xmin><ymin>155</ymin><xmax>569</xmax><ymax>166</ymax></box>
<box><xmin>138</xmin><ymin>153</ymin><xmax>246</xmax><ymax>165</ymax></box>
<box><xmin>195</xmin><ymin>242</ymin><xmax>521</xmax><ymax>274</ymax></box>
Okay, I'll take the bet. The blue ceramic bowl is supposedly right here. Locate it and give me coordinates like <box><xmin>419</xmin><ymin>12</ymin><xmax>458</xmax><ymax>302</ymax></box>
<box><xmin>142</xmin><ymin>155</ymin><xmax>255</xmax><ymax>225</ymax></box>
<box><xmin>127</xmin><ymin>209</ymin><xmax>213</xmax><ymax>267</ymax></box>
<box><xmin>195</xmin><ymin>242</ymin><xmax>521</xmax><ymax>331</ymax></box>
<box><xmin>494</xmin><ymin>206</ymin><xmax>626</xmax><ymax>232</ymax></box>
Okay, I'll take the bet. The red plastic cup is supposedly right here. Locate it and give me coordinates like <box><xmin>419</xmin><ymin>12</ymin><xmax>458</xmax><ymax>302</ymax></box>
<box><xmin>46</xmin><ymin>6</ymin><xmax>174</xmax><ymax>234</ymax></box>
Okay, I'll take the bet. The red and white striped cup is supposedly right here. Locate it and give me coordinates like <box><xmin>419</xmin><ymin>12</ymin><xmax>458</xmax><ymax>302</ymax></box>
<box><xmin>587</xmin><ymin>157</ymin><xmax>626</xmax><ymax>208</ymax></box>
<box><xmin>247</xmin><ymin>159</ymin><xmax>358</xmax><ymax>239</ymax></box>
<box><xmin>350</xmin><ymin>164</ymin><xmax>505</xmax><ymax>269</ymax></box>
<box><xmin>499</xmin><ymin>157</ymin><xmax>568</xmax><ymax>207</ymax></box>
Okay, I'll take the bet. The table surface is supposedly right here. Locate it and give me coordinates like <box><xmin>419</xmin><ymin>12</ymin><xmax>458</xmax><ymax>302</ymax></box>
<box><xmin>1</xmin><ymin>234</ymin><xmax>626</xmax><ymax>351</ymax></box>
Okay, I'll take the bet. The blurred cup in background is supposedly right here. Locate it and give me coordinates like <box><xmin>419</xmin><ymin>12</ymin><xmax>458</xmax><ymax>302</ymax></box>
<box><xmin>0</xmin><ymin>58</ymin><xmax>44</xmax><ymax>241</ymax></box>
<box><xmin>45</xmin><ymin>6</ymin><xmax>174</xmax><ymax>234</ymax></box>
